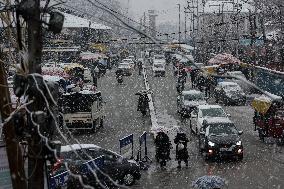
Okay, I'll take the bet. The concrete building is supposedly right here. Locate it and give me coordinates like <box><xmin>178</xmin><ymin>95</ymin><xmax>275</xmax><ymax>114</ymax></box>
<box><xmin>196</xmin><ymin>0</ymin><xmax>254</xmax><ymax>61</ymax></box>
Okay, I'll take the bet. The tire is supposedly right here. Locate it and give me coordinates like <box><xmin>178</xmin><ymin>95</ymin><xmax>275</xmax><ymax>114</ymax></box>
<box><xmin>189</xmin><ymin>119</ymin><xmax>193</xmax><ymax>131</ymax></box>
<box><xmin>122</xmin><ymin>173</ymin><xmax>135</xmax><ymax>186</ymax></box>
<box><xmin>237</xmin><ymin>154</ymin><xmax>243</xmax><ymax>161</ymax></box>
<box><xmin>195</xmin><ymin>127</ymin><xmax>198</xmax><ymax>135</ymax></box>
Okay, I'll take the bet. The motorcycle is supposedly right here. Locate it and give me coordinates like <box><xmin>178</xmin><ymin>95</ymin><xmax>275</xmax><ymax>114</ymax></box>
<box><xmin>117</xmin><ymin>75</ymin><xmax>123</xmax><ymax>84</ymax></box>
<box><xmin>176</xmin><ymin>82</ymin><xmax>184</xmax><ymax>94</ymax></box>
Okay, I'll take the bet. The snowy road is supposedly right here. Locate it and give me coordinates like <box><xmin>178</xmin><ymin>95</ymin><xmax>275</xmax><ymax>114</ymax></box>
<box><xmin>57</xmin><ymin>65</ymin><xmax>284</xmax><ymax>189</ymax></box>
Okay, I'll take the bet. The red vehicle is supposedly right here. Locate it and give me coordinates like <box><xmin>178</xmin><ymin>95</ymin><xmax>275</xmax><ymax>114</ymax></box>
<box><xmin>252</xmin><ymin>96</ymin><xmax>284</xmax><ymax>143</ymax></box>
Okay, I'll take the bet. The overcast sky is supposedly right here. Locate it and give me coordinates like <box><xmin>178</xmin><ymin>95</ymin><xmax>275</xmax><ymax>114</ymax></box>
<box><xmin>120</xmin><ymin>0</ymin><xmax>187</xmax><ymax>24</ymax></box>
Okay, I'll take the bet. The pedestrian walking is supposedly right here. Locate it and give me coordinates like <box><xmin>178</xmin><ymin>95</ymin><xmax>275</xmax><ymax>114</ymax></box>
<box><xmin>174</xmin><ymin>132</ymin><xmax>189</xmax><ymax>168</ymax></box>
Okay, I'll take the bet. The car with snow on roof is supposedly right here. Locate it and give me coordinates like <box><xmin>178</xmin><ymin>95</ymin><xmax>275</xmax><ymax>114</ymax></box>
<box><xmin>198</xmin><ymin>119</ymin><xmax>244</xmax><ymax>160</ymax></box>
<box><xmin>190</xmin><ymin>105</ymin><xmax>231</xmax><ymax>135</ymax></box>
<box><xmin>177</xmin><ymin>90</ymin><xmax>208</xmax><ymax>117</ymax></box>
<box><xmin>214</xmin><ymin>81</ymin><xmax>246</xmax><ymax>106</ymax></box>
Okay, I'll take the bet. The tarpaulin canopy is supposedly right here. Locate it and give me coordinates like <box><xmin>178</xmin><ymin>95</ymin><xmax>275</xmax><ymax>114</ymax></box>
<box><xmin>251</xmin><ymin>95</ymin><xmax>272</xmax><ymax>114</ymax></box>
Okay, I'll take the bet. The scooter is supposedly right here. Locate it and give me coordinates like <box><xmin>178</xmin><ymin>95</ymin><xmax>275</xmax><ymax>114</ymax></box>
<box><xmin>117</xmin><ymin>75</ymin><xmax>123</xmax><ymax>84</ymax></box>
<box><xmin>176</xmin><ymin>82</ymin><xmax>184</xmax><ymax>94</ymax></box>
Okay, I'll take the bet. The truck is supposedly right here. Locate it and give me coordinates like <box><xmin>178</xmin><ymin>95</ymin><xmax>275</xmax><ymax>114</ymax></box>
<box><xmin>252</xmin><ymin>95</ymin><xmax>284</xmax><ymax>143</ymax></box>
<box><xmin>59</xmin><ymin>90</ymin><xmax>104</xmax><ymax>131</ymax></box>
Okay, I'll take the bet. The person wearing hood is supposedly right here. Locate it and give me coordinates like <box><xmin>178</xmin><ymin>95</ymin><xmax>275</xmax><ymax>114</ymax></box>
<box><xmin>174</xmin><ymin>132</ymin><xmax>189</xmax><ymax>168</ymax></box>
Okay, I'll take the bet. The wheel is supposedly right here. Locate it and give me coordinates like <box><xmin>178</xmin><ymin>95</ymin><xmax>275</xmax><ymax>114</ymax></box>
<box><xmin>189</xmin><ymin>119</ymin><xmax>193</xmax><ymax>131</ymax></box>
<box><xmin>237</xmin><ymin>154</ymin><xmax>243</xmax><ymax>161</ymax></box>
<box><xmin>195</xmin><ymin>127</ymin><xmax>198</xmax><ymax>135</ymax></box>
<box><xmin>122</xmin><ymin>173</ymin><xmax>135</xmax><ymax>186</ymax></box>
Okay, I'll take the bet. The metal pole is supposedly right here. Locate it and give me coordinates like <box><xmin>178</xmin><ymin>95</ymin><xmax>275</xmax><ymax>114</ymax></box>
<box><xmin>178</xmin><ymin>4</ymin><xmax>181</xmax><ymax>48</ymax></box>
<box><xmin>184</xmin><ymin>9</ymin><xmax>187</xmax><ymax>42</ymax></box>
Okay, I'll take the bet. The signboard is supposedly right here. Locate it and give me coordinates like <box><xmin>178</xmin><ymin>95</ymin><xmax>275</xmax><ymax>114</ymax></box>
<box><xmin>49</xmin><ymin>156</ymin><xmax>105</xmax><ymax>189</ymax></box>
<box><xmin>0</xmin><ymin>142</ymin><xmax>12</xmax><ymax>189</ymax></box>
<box><xmin>119</xmin><ymin>134</ymin><xmax>134</xmax><ymax>159</ymax></box>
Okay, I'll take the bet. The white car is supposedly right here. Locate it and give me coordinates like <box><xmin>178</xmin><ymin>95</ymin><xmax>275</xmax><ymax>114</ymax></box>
<box><xmin>122</xmin><ymin>59</ymin><xmax>135</xmax><ymax>68</ymax></box>
<box><xmin>118</xmin><ymin>63</ymin><xmax>132</xmax><ymax>76</ymax></box>
<box><xmin>177</xmin><ymin>90</ymin><xmax>207</xmax><ymax>117</ymax></box>
<box><xmin>190</xmin><ymin>105</ymin><xmax>231</xmax><ymax>135</ymax></box>
<box><xmin>152</xmin><ymin>62</ymin><xmax>165</xmax><ymax>77</ymax></box>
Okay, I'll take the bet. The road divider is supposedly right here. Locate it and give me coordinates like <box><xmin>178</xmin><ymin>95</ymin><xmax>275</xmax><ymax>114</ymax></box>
<box><xmin>142</xmin><ymin>65</ymin><xmax>166</xmax><ymax>138</ymax></box>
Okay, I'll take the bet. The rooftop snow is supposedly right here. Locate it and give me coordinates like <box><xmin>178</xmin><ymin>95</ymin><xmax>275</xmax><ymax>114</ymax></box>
<box><xmin>182</xmin><ymin>90</ymin><xmax>203</xmax><ymax>95</ymax></box>
<box><xmin>62</xmin><ymin>12</ymin><xmax>111</xmax><ymax>30</ymax></box>
<box><xmin>198</xmin><ymin>104</ymin><xmax>223</xmax><ymax>109</ymax></box>
<box><xmin>61</xmin><ymin>144</ymin><xmax>101</xmax><ymax>152</ymax></box>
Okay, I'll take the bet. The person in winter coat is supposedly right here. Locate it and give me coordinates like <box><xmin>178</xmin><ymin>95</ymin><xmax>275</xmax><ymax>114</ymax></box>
<box><xmin>174</xmin><ymin>132</ymin><xmax>189</xmax><ymax>168</ymax></box>
<box><xmin>155</xmin><ymin>131</ymin><xmax>171</xmax><ymax>161</ymax></box>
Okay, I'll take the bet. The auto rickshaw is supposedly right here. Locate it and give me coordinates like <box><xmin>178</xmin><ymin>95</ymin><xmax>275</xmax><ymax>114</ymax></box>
<box><xmin>252</xmin><ymin>95</ymin><xmax>284</xmax><ymax>143</ymax></box>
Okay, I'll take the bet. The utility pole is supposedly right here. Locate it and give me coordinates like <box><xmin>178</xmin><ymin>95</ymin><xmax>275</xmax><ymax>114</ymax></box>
<box><xmin>27</xmin><ymin>0</ymin><xmax>44</xmax><ymax>188</ymax></box>
<box><xmin>0</xmin><ymin>51</ymin><xmax>27</xmax><ymax>189</ymax></box>
<box><xmin>177</xmin><ymin>3</ymin><xmax>181</xmax><ymax>48</ymax></box>
<box><xmin>184</xmin><ymin>7</ymin><xmax>188</xmax><ymax>42</ymax></box>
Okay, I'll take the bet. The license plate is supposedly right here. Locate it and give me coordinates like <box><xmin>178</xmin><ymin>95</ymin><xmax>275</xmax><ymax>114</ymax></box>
<box><xmin>220</xmin><ymin>148</ymin><xmax>229</xmax><ymax>152</ymax></box>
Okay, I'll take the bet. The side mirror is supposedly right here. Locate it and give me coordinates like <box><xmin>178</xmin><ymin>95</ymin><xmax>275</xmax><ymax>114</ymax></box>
<box><xmin>227</xmin><ymin>114</ymin><xmax>231</xmax><ymax>117</ymax></box>
<box><xmin>238</xmin><ymin>130</ymin><xmax>243</xmax><ymax>135</ymax></box>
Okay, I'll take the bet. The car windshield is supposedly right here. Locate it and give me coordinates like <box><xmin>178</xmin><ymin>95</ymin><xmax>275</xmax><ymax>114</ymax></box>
<box><xmin>119</xmin><ymin>64</ymin><xmax>130</xmax><ymax>68</ymax></box>
<box><xmin>154</xmin><ymin>55</ymin><xmax>164</xmax><ymax>59</ymax></box>
<box><xmin>201</xmin><ymin>108</ymin><xmax>226</xmax><ymax>117</ymax></box>
<box><xmin>154</xmin><ymin>64</ymin><xmax>164</xmax><ymax>68</ymax></box>
<box><xmin>184</xmin><ymin>93</ymin><xmax>205</xmax><ymax>101</ymax></box>
<box><xmin>223</xmin><ymin>84</ymin><xmax>241</xmax><ymax>91</ymax></box>
<box><xmin>208</xmin><ymin>124</ymin><xmax>238</xmax><ymax>135</ymax></box>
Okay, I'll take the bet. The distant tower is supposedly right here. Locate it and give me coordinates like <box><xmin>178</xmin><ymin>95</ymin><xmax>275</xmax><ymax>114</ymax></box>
<box><xmin>148</xmin><ymin>10</ymin><xmax>158</xmax><ymax>38</ymax></box>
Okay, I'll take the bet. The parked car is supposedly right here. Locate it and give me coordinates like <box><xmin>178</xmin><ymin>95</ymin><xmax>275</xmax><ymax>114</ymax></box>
<box><xmin>51</xmin><ymin>144</ymin><xmax>141</xmax><ymax>187</ymax></box>
<box><xmin>226</xmin><ymin>71</ymin><xmax>255</xmax><ymax>94</ymax></box>
<box><xmin>177</xmin><ymin>90</ymin><xmax>207</xmax><ymax>117</ymax></box>
<box><xmin>199</xmin><ymin>119</ymin><xmax>244</xmax><ymax>160</ymax></box>
<box><xmin>118</xmin><ymin>63</ymin><xmax>132</xmax><ymax>76</ymax></box>
<box><xmin>152</xmin><ymin>62</ymin><xmax>166</xmax><ymax>77</ymax></box>
<box><xmin>190</xmin><ymin>105</ymin><xmax>231</xmax><ymax>135</ymax></box>
<box><xmin>214</xmin><ymin>81</ymin><xmax>246</xmax><ymax>105</ymax></box>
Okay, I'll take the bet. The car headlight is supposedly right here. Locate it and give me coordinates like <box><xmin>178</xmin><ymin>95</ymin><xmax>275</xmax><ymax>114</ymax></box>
<box><xmin>236</xmin><ymin>141</ymin><xmax>242</xmax><ymax>146</ymax></box>
<box><xmin>208</xmin><ymin>141</ymin><xmax>215</xmax><ymax>147</ymax></box>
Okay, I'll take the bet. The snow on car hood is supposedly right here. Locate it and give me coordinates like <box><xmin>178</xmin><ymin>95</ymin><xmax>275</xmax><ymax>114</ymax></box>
<box><xmin>184</xmin><ymin>100</ymin><xmax>207</xmax><ymax>107</ymax></box>
<box><xmin>208</xmin><ymin>134</ymin><xmax>240</xmax><ymax>145</ymax></box>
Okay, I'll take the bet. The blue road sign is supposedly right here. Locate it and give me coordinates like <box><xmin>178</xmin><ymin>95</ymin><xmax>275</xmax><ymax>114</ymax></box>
<box><xmin>139</xmin><ymin>131</ymin><xmax>147</xmax><ymax>145</ymax></box>
<box><xmin>119</xmin><ymin>134</ymin><xmax>133</xmax><ymax>149</ymax></box>
<box><xmin>49</xmin><ymin>171</ymin><xmax>69</xmax><ymax>189</ymax></box>
<box><xmin>119</xmin><ymin>134</ymin><xmax>134</xmax><ymax>158</ymax></box>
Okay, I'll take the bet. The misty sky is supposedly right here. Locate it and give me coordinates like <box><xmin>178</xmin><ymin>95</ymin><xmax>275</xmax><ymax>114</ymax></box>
<box><xmin>120</xmin><ymin>0</ymin><xmax>187</xmax><ymax>24</ymax></box>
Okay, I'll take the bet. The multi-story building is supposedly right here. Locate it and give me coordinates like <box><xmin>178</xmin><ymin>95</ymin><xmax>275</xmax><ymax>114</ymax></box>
<box><xmin>196</xmin><ymin>0</ymin><xmax>254</xmax><ymax>61</ymax></box>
